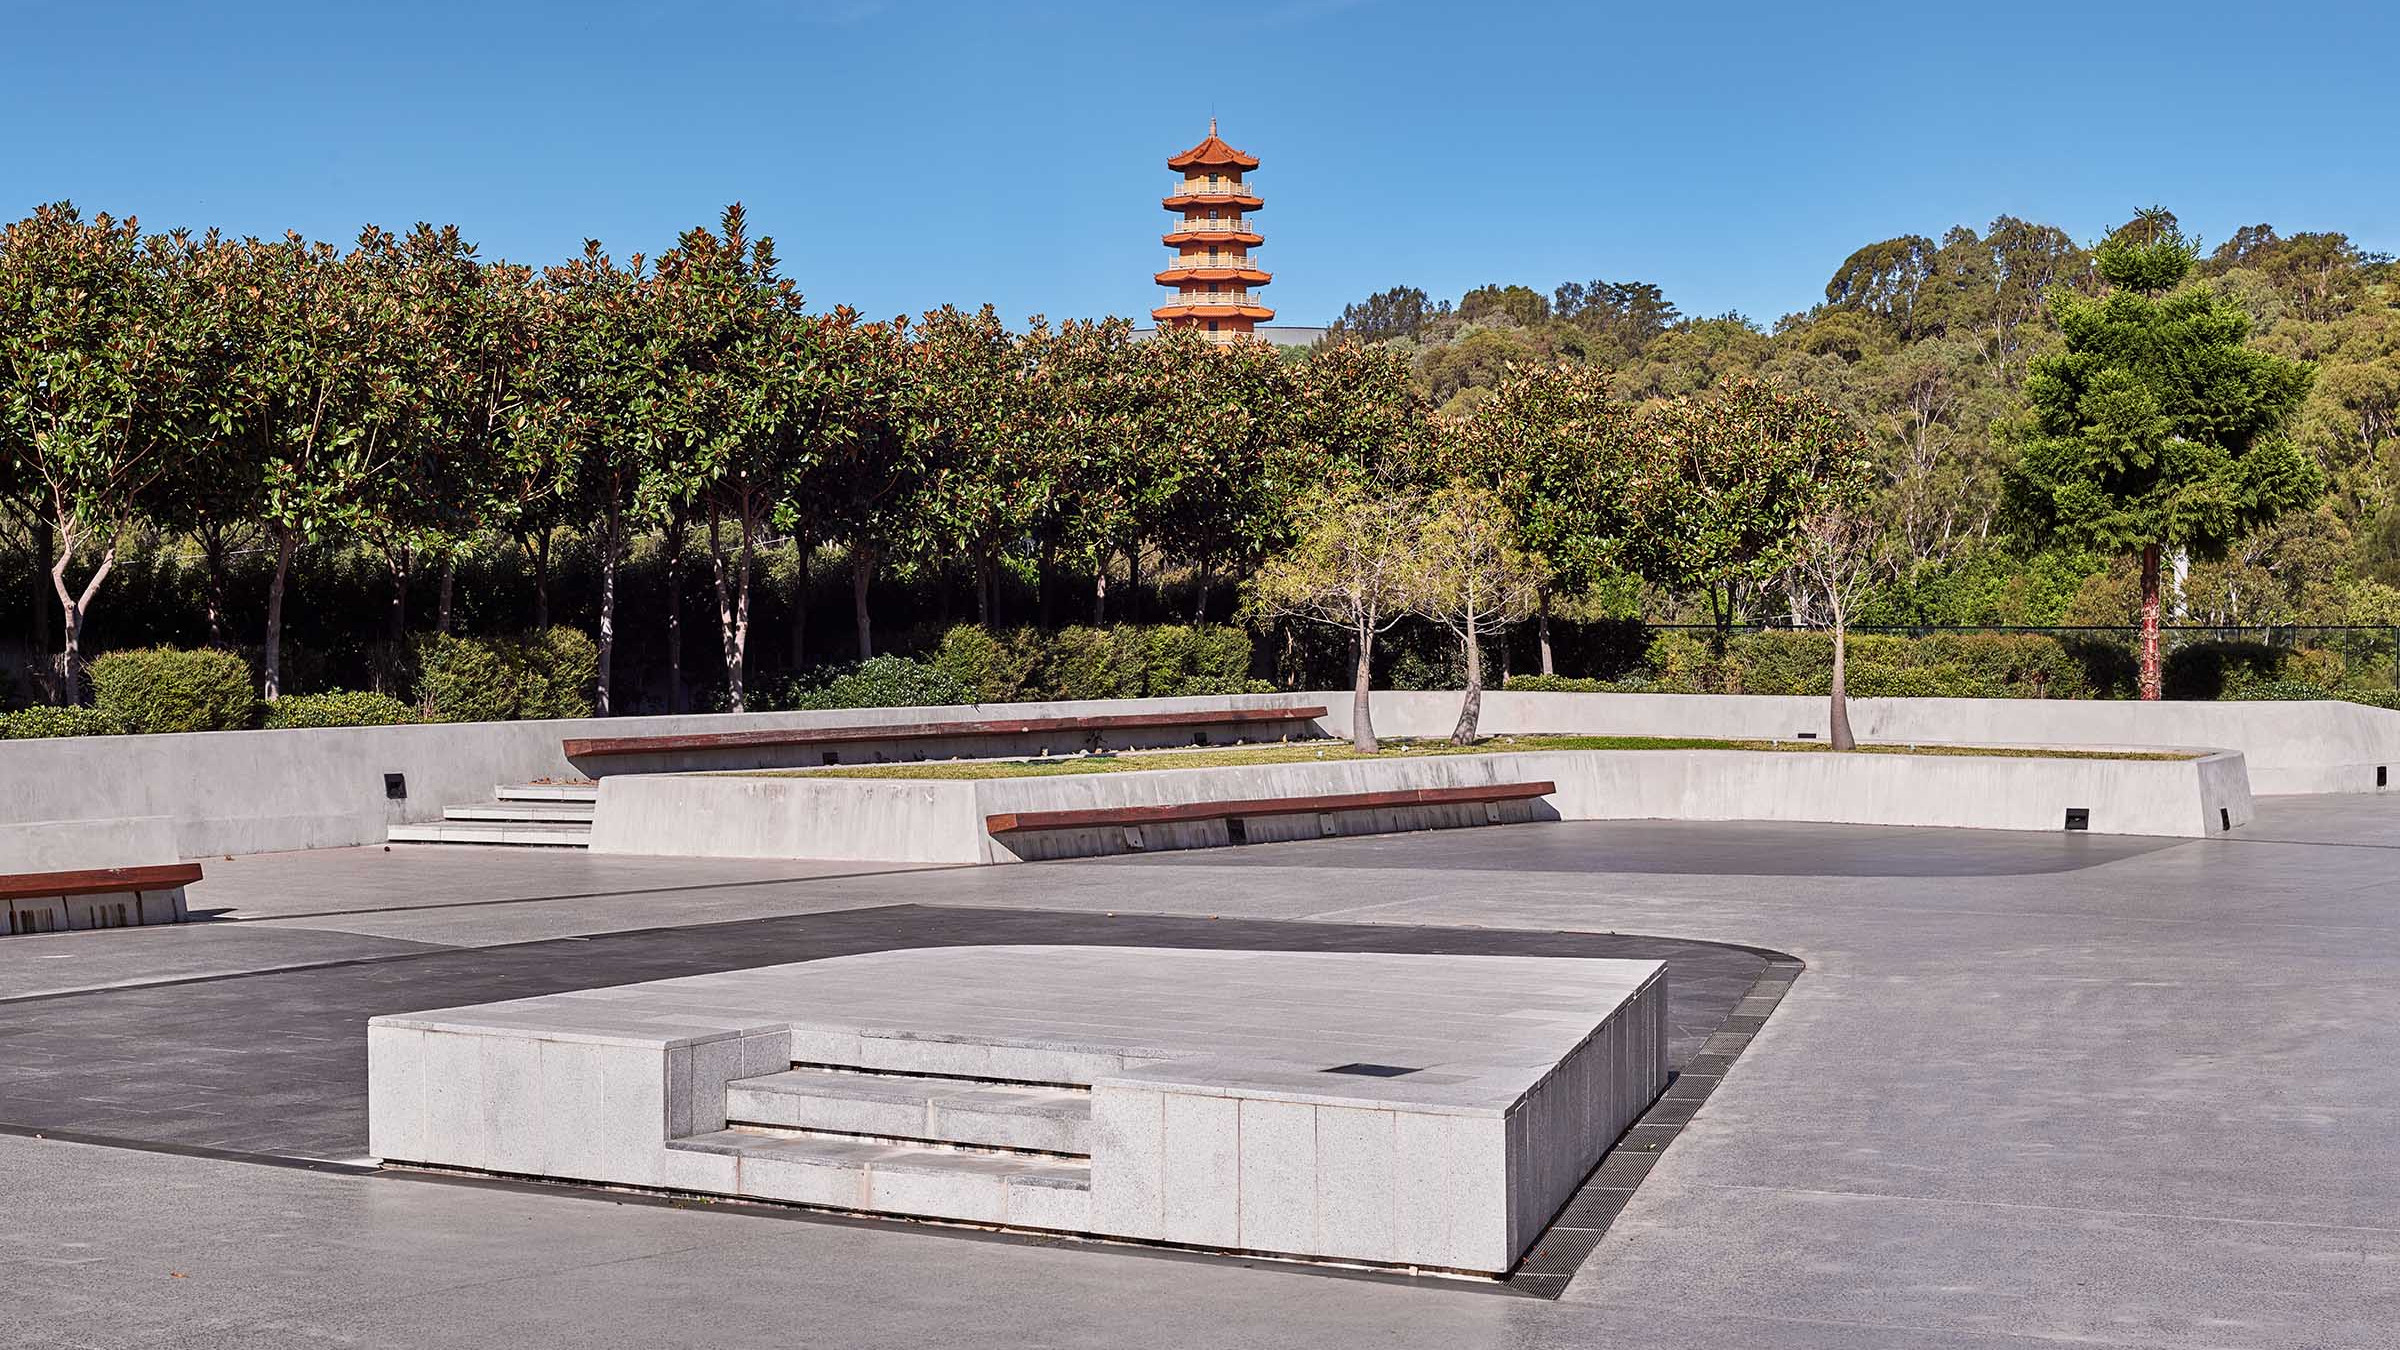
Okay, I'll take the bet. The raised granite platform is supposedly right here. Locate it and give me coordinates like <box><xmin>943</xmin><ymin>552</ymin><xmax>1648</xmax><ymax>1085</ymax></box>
<box><xmin>367</xmin><ymin>945</ymin><xmax>1668</xmax><ymax>1275</ymax></box>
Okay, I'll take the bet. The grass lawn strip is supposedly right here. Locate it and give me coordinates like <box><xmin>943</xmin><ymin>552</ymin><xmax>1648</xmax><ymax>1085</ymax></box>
<box><xmin>745</xmin><ymin>734</ymin><xmax>2196</xmax><ymax>780</ymax></box>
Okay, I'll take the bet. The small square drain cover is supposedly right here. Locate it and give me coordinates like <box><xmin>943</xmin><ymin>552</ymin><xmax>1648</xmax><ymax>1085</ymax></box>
<box><xmin>1321</xmin><ymin>1062</ymin><xmax>1421</xmax><ymax>1077</ymax></box>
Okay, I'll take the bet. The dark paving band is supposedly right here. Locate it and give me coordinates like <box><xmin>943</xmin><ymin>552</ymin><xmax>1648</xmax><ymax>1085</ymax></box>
<box><xmin>0</xmin><ymin>902</ymin><xmax>1796</xmax><ymax>1297</ymax></box>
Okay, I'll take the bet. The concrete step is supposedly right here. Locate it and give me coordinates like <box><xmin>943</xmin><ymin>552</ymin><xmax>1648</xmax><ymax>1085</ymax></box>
<box><xmin>726</xmin><ymin>1068</ymin><xmax>1091</xmax><ymax>1155</ymax></box>
<box><xmin>385</xmin><ymin>820</ymin><xmax>593</xmax><ymax>847</ymax></box>
<box><xmin>441</xmin><ymin>800</ymin><xmax>597</xmax><ymax>824</ymax></box>
<box><xmin>667</xmin><ymin>1129</ymin><xmax>1090</xmax><ymax>1230</ymax></box>
<box><xmin>496</xmin><ymin>782</ymin><xmax>599</xmax><ymax>803</ymax></box>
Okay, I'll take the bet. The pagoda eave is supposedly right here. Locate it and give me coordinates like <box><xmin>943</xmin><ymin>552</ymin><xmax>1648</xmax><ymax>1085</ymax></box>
<box><xmin>1154</xmin><ymin>267</ymin><xmax>1272</xmax><ymax>286</ymax></box>
<box><xmin>1163</xmin><ymin>191</ymin><xmax>1263</xmax><ymax>210</ymax></box>
<box><xmin>1163</xmin><ymin>229</ymin><xmax>1264</xmax><ymax>247</ymax></box>
<box><xmin>1151</xmin><ymin>303</ymin><xmax>1276</xmax><ymax>322</ymax></box>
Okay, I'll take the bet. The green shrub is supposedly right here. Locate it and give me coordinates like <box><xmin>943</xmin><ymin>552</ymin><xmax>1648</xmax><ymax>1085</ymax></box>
<box><xmin>933</xmin><ymin>624</ymin><xmax>1044</xmax><ymax>702</ymax></box>
<box><xmin>88</xmin><ymin>646</ymin><xmax>255</xmax><ymax>733</ymax></box>
<box><xmin>1503</xmin><ymin>673</ymin><xmax>1660</xmax><ymax>693</ymax></box>
<box><xmin>1042</xmin><ymin>626</ymin><xmax>1142</xmax><ymax>701</ymax></box>
<box><xmin>932</xmin><ymin>622</ymin><xmax>1255</xmax><ymax>703</ymax></box>
<box><xmin>0</xmin><ymin>705</ymin><xmax>124</xmax><ymax>739</ymax></box>
<box><xmin>2162</xmin><ymin>640</ymin><xmax>2286</xmax><ymax>701</ymax></box>
<box><xmin>412</xmin><ymin>628</ymin><xmax>596</xmax><ymax>723</ymax></box>
<box><xmin>263</xmin><ymin>690</ymin><xmax>419</xmax><ymax>729</ymax></box>
<box><xmin>777</xmin><ymin>655</ymin><xmax>971</xmax><ymax>710</ymax></box>
<box><xmin>521</xmin><ymin>627</ymin><xmax>598</xmax><ymax>719</ymax></box>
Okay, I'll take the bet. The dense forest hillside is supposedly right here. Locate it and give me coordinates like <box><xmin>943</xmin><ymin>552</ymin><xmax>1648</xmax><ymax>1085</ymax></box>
<box><xmin>1328</xmin><ymin>211</ymin><xmax>2400</xmax><ymax>632</ymax></box>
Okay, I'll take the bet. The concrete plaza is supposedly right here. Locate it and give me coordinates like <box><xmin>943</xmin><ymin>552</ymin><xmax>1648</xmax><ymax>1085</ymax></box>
<box><xmin>8</xmin><ymin>795</ymin><xmax>2400</xmax><ymax>1348</ymax></box>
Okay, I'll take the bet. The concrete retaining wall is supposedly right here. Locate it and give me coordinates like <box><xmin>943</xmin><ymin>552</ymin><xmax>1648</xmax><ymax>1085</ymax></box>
<box><xmin>0</xmin><ymin>685</ymin><xmax>2378</xmax><ymax>859</ymax></box>
<box><xmin>0</xmin><ymin>694</ymin><xmax>1319</xmax><ymax>859</ymax></box>
<box><xmin>1331</xmin><ymin>690</ymin><xmax>2400</xmax><ymax>796</ymax></box>
<box><xmin>589</xmin><ymin>744</ymin><xmax>2250</xmax><ymax>863</ymax></box>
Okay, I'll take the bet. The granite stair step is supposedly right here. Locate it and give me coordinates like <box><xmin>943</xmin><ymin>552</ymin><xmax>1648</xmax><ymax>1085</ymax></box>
<box><xmin>725</xmin><ymin>1068</ymin><xmax>1091</xmax><ymax>1155</ymax></box>
<box><xmin>667</xmin><ymin>1129</ymin><xmax>1091</xmax><ymax>1230</ymax></box>
<box><xmin>440</xmin><ymin>800</ymin><xmax>597</xmax><ymax>824</ymax></box>
<box><xmin>385</xmin><ymin>819</ymin><xmax>593</xmax><ymax>847</ymax></box>
<box><xmin>496</xmin><ymin>782</ymin><xmax>598</xmax><ymax>803</ymax></box>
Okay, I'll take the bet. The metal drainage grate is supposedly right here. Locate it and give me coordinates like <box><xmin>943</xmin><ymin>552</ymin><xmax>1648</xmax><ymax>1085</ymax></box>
<box><xmin>2064</xmin><ymin>807</ymin><xmax>2090</xmax><ymax>831</ymax></box>
<box><xmin>1321</xmin><ymin>1062</ymin><xmax>1422</xmax><ymax>1078</ymax></box>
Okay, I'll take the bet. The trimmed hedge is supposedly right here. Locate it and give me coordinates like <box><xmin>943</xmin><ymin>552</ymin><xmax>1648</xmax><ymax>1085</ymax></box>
<box><xmin>412</xmin><ymin>628</ymin><xmax>597</xmax><ymax>723</ymax></box>
<box><xmin>88</xmin><ymin>646</ymin><xmax>255</xmax><ymax>733</ymax></box>
<box><xmin>0</xmin><ymin>705</ymin><xmax>124</xmax><ymax>739</ymax></box>
<box><xmin>1632</xmin><ymin>630</ymin><xmax>2116</xmax><ymax>699</ymax></box>
<box><xmin>773</xmin><ymin>655</ymin><xmax>972</xmax><ymax>711</ymax></box>
<box><xmin>931</xmin><ymin>623</ymin><xmax>1258</xmax><ymax>703</ymax></box>
<box><xmin>263</xmin><ymin>689</ymin><xmax>420</xmax><ymax>728</ymax></box>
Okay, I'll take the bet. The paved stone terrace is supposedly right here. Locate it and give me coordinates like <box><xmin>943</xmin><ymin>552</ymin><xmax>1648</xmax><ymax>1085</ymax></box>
<box><xmin>9</xmin><ymin>797</ymin><xmax>2400</xmax><ymax>1347</ymax></box>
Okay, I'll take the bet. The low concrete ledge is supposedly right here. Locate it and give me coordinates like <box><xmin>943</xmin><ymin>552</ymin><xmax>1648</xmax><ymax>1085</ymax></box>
<box><xmin>368</xmin><ymin>946</ymin><xmax>1668</xmax><ymax>1275</ymax></box>
<box><xmin>587</xmin><ymin>745</ymin><xmax>2251</xmax><ymax>864</ymax></box>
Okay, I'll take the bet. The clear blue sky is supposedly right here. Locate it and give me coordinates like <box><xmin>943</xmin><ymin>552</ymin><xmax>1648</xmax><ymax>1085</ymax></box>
<box><xmin>6</xmin><ymin>0</ymin><xmax>2395</xmax><ymax>328</ymax></box>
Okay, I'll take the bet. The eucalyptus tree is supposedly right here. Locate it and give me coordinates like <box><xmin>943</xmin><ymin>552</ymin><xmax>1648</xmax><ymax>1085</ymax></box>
<box><xmin>2007</xmin><ymin>213</ymin><xmax>2320</xmax><ymax>699</ymax></box>
<box><xmin>0</xmin><ymin>203</ymin><xmax>193</xmax><ymax>699</ymax></box>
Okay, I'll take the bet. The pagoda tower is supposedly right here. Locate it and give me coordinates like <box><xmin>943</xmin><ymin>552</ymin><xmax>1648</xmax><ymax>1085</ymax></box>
<box><xmin>1152</xmin><ymin>120</ymin><xmax>1273</xmax><ymax>341</ymax></box>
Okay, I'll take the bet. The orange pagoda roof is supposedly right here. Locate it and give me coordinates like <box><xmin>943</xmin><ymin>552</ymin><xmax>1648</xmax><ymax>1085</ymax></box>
<box><xmin>1166</xmin><ymin>119</ymin><xmax>1259</xmax><ymax>171</ymax></box>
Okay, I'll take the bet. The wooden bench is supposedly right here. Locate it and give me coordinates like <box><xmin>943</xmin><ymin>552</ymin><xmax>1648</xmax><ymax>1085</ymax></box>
<box><xmin>984</xmin><ymin>781</ymin><xmax>1557</xmax><ymax>835</ymax></box>
<box><xmin>1</xmin><ymin>862</ymin><xmax>203</xmax><ymax>936</ymax></box>
<box><xmin>563</xmin><ymin>705</ymin><xmax>1330</xmax><ymax>761</ymax></box>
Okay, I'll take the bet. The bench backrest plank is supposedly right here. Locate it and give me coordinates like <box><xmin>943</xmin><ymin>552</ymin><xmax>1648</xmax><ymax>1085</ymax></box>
<box><xmin>985</xmin><ymin>781</ymin><xmax>1556</xmax><ymax>835</ymax></box>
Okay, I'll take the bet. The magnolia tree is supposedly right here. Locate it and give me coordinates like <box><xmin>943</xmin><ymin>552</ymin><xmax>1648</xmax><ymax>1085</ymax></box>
<box><xmin>0</xmin><ymin>204</ymin><xmax>189</xmax><ymax>699</ymax></box>
<box><xmin>1445</xmin><ymin>362</ymin><xmax>1636</xmax><ymax>674</ymax></box>
<box><xmin>1253</xmin><ymin>478</ymin><xmax>1423</xmax><ymax>752</ymax></box>
<box><xmin>1627</xmin><ymin>378</ymin><xmax>1865</xmax><ymax>657</ymax></box>
<box><xmin>1415</xmin><ymin>483</ymin><xmax>1547</xmax><ymax>742</ymax></box>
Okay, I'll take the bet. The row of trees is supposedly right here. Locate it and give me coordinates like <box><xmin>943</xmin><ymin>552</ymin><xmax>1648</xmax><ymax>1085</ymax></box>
<box><xmin>4</xmin><ymin>198</ymin><xmax>2327</xmax><ymax>725</ymax></box>
<box><xmin>1334</xmin><ymin>209</ymin><xmax>2362</xmax><ymax>658</ymax></box>
<box><xmin>0</xmin><ymin>202</ymin><xmax>1365</xmax><ymax>711</ymax></box>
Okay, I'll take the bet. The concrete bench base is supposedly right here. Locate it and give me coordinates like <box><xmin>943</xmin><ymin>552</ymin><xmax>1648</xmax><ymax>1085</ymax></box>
<box><xmin>369</xmin><ymin>946</ymin><xmax>1668</xmax><ymax>1276</ymax></box>
<box><xmin>587</xmin><ymin>745</ymin><xmax>2252</xmax><ymax>863</ymax></box>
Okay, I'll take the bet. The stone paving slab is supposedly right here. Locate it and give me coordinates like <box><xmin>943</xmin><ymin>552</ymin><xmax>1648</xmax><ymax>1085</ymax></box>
<box><xmin>0</xmin><ymin>904</ymin><xmax>1764</xmax><ymax>1161</ymax></box>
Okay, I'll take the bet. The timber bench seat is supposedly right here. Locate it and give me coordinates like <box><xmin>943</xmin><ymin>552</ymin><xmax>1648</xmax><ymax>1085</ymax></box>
<box><xmin>562</xmin><ymin>705</ymin><xmax>1329</xmax><ymax>762</ymax></box>
<box><xmin>1</xmin><ymin>862</ymin><xmax>203</xmax><ymax>936</ymax></box>
<box><xmin>984</xmin><ymin>780</ymin><xmax>1558</xmax><ymax>835</ymax></box>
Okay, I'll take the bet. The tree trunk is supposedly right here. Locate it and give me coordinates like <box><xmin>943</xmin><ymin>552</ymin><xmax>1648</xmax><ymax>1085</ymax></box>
<box><xmin>199</xmin><ymin>523</ymin><xmax>231</xmax><ymax>650</ymax></box>
<box><xmin>595</xmin><ymin>504</ymin><xmax>619</xmax><ymax>716</ymax></box>
<box><xmin>1191</xmin><ymin>560</ymin><xmax>1210</xmax><ymax>624</ymax></box>
<box><xmin>1536</xmin><ymin>589</ymin><xmax>1554</xmax><ymax>676</ymax></box>
<box><xmin>49</xmin><ymin>525</ymin><xmax>114</xmax><ymax>706</ymax></box>
<box><xmin>1091</xmin><ymin>554</ymin><xmax>1108</xmax><ymax>626</ymax></box>
<box><xmin>1126</xmin><ymin>537</ymin><xmax>1142</xmax><ymax>624</ymax></box>
<box><xmin>708</xmin><ymin>504</ymin><xmax>752</xmax><ymax>713</ymax></box>
<box><xmin>1037</xmin><ymin>534</ymin><xmax>1057</xmax><ymax>629</ymax></box>
<box><xmin>531</xmin><ymin>529</ymin><xmax>552</xmax><ymax>632</ymax></box>
<box><xmin>2138</xmin><ymin>542</ymin><xmax>2163</xmax><ymax>701</ymax></box>
<box><xmin>380</xmin><ymin>548</ymin><xmax>411</xmax><ymax>694</ymax></box>
<box><xmin>30</xmin><ymin>516</ymin><xmax>54</xmax><ymax>702</ymax></box>
<box><xmin>1350</xmin><ymin>621</ymin><xmax>1378</xmax><ymax>753</ymax></box>
<box><xmin>973</xmin><ymin>547</ymin><xmax>994</xmax><ymax>627</ymax></box>
<box><xmin>1828</xmin><ymin>617</ymin><xmax>1856</xmax><ymax>750</ymax></box>
<box><xmin>851</xmin><ymin>547</ymin><xmax>874</xmax><ymax>660</ymax></box>
<box><xmin>1451</xmin><ymin>614</ymin><xmax>1484</xmax><ymax>745</ymax></box>
<box><xmin>665</xmin><ymin>510</ymin><xmax>687</xmax><ymax>714</ymax></box>
<box><xmin>436</xmin><ymin>562</ymin><xmax>456</xmax><ymax>636</ymax></box>
<box><xmin>262</xmin><ymin>531</ymin><xmax>297</xmax><ymax>701</ymax></box>
<box><xmin>787</xmin><ymin>528</ymin><xmax>810</xmax><ymax>674</ymax></box>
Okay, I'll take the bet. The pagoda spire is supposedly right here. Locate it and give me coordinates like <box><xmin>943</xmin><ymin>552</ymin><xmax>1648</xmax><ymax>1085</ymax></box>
<box><xmin>1152</xmin><ymin>122</ymin><xmax>1272</xmax><ymax>342</ymax></box>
